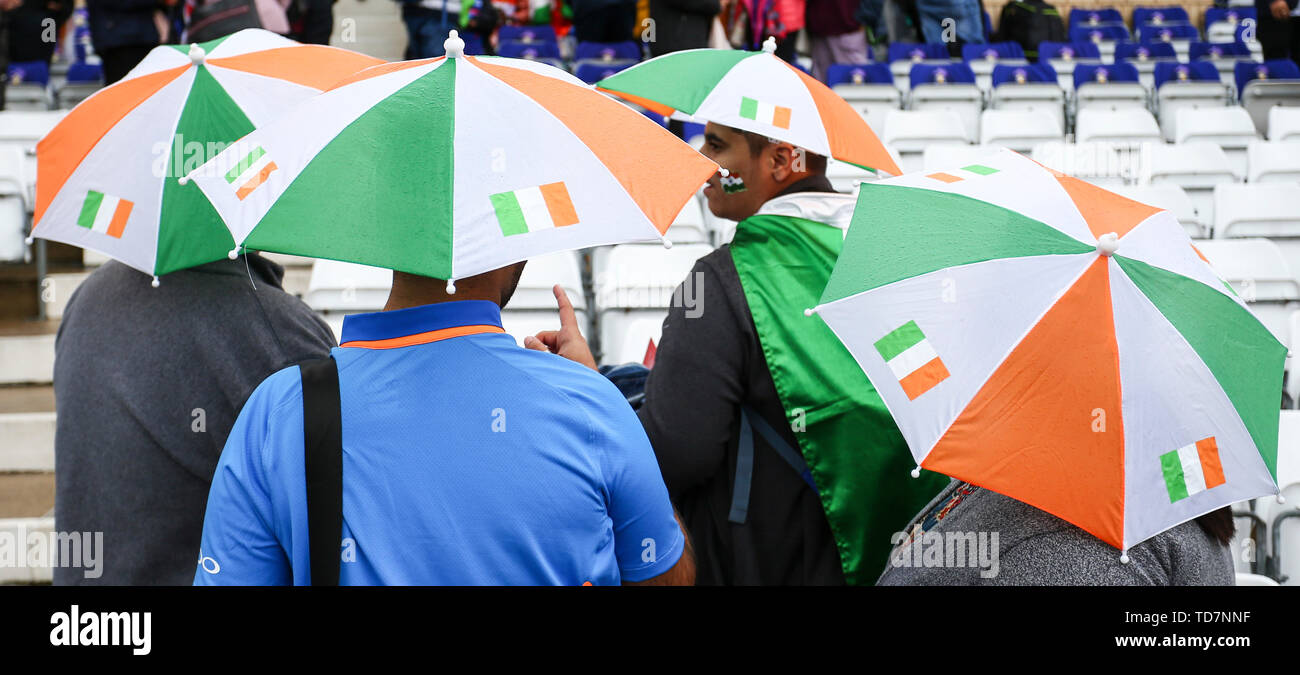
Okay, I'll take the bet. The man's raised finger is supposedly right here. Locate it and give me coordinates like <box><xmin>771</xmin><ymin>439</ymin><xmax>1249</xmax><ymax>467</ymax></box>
<box><xmin>552</xmin><ymin>284</ymin><xmax>580</xmax><ymax>332</ymax></box>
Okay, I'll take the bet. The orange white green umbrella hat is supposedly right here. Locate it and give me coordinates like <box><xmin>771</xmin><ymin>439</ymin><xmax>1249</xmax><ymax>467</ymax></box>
<box><xmin>29</xmin><ymin>29</ymin><xmax>382</xmax><ymax>284</ymax></box>
<box><xmin>184</xmin><ymin>31</ymin><xmax>718</xmax><ymax>291</ymax></box>
<box><xmin>595</xmin><ymin>37</ymin><xmax>900</xmax><ymax>176</ymax></box>
<box><xmin>808</xmin><ymin>148</ymin><xmax>1285</xmax><ymax>558</ymax></box>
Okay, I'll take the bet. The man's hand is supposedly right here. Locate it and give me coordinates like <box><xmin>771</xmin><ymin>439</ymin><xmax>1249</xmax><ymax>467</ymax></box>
<box><xmin>523</xmin><ymin>284</ymin><xmax>598</xmax><ymax>371</ymax></box>
<box><xmin>1273</xmin><ymin>0</ymin><xmax>1290</xmax><ymax>20</ymax></box>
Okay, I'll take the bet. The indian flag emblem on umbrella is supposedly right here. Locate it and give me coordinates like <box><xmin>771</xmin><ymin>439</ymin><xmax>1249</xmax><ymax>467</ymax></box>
<box><xmin>874</xmin><ymin>320</ymin><xmax>950</xmax><ymax>400</ymax></box>
<box><xmin>490</xmin><ymin>182</ymin><xmax>579</xmax><ymax>236</ymax></box>
<box><xmin>739</xmin><ymin>96</ymin><xmax>791</xmax><ymax>129</ymax></box>
<box><xmin>77</xmin><ymin>190</ymin><xmax>133</xmax><ymax>238</ymax></box>
<box><xmin>225</xmin><ymin>146</ymin><xmax>277</xmax><ymax>201</ymax></box>
<box><xmin>1160</xmin><ymin>437</ymin><xmax>1227</xmax><ymax>503</ymax></box>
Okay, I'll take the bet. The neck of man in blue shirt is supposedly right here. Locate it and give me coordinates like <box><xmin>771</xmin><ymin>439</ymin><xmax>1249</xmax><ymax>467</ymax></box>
<box><xmin>383</xmin><ymin>263</ymin><xmax>527</xmax><ymax>312</ymax></box>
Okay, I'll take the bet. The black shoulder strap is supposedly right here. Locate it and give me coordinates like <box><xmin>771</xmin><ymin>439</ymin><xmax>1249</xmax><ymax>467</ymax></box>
<box><xmin>300</xmin><ymin>356</ymin><xmax>342</xmax><ymax>586</ymax></box>
<box><xmin>729</xmin><ymin>404</ymin><xmax>818</xmax><ymax>525</ymax></box>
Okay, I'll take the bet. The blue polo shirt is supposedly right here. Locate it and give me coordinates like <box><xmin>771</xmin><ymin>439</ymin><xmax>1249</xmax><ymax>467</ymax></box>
<box><xmin>194</xmin><ymin>300</ymin><xmax>684</xmax><ymax>585</ymax></box>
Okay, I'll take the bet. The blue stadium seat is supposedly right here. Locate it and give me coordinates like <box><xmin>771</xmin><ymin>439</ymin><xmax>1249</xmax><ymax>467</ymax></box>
<box><xmin>888</xmin><ymin>42</ymin><xmax>950</xmax><ymax>63</ymax></box>
<box><xmin>1235</xmin><ymin>60</ymin><xmax>1300</xmax><ymax>100</ymax></box>
<box><xmin>1073</xmin><ymin>62</ymin><xmax>1140</xmax><ymax>89</ymax></box>
<box><xmin>1189</xmin><ymin>41</ymin><xmax>1252</xmax><ymax>60</ymax></box>
<box><xmin>1069</xmin><ymin>25</ymin><xmax>1130</xmax><ymax>44</ymax></box>
<box><xmin>962</xmin><ymin>41</ymin><xmax>1026</xmax><ymax>62</ymax></box>
<box><xmin>498</xmin><ymin>25</ymin><xmax>558</xmax><ymax>45</ymax></box>
<box><xmin>640</xmin><ymin>108</ymin><xmax>667</xmax><ymax>127</ymax></box>
<box><xmin>1203</xmin><ymin>7</ymin><xmax>1255</xmax><ymax>28</ymax></box>
<box><xmin>991</xmin><ymin>63</ymin><xmax>1057</xmax><ymax>86</ymax></box>
<box><xmin>460</xmin><ymin>31</ymin><xmax>485</xmax><ymax>55</ymax></box>
<box><xmin>497</xmin><ymin>40</ymin><xmax>562</xmax><ymax>60</ymax></box>
<box><xmin>1154</xmin><ymin>61</ymin><xmax>1221</xmax><ymax>90</ymax></box>
<box><xmin>6</xmin><ymin>61</ymin><xmax>49</xmax><ymax>86</ymax></box>
<box><xmin>65</xmin><ymin>61</ymin><xmax>102</xmax><ymax>83</ymax></box>
<box><xmin>1138</xmin><ymin>24</ymin><xmax>1199</xmax><ymax>43</ymax></box>
<box><xmin>1132</xmin><ymin>6</ymin><xmax>1191</xmax><ymax>27</ymax></box>
<box><xmin>575</xmin><ymin>41</ymin><xmax>640</xmax><ymax>62</ymax></box>
<box><xmin>910</xmin><ymin>62</ymin><xmax>976</xmax><ymax>88</ymax></box>
<box><xmin>1067</xmin><ymin>8</ymin><xmax>1124</xmax><ymax>30</ymax></box>
<box><xmin>1038</xmin><ymin>41</ymin><xmax>1101</xmax><ymax>61</ymax></box>
<box><xmin>573</xmin><ymin>61</ymin><xmax>633</xmax><ymax>84</ymax></box>
<box><xmin>1115</xmin><ymin>42</ymin><xmax>1176</xmax><ymax>62</ymax></box>
<box><xmin>826</xmin><ymin>63</ymin><xmax>893</xmax><ymax>86</ymax></box>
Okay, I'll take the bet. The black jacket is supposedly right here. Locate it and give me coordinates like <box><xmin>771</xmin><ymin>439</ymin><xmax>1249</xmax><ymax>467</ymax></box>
<box><xmin>647</xmin><ymin>0</ymin><xmax>720</xmax><ymax>56</ymax></box>
<box><xmin>86</xmin><ymin>0</ymin><xmax>162</xmax><ymax>52</ymax></box>
<box><xmin>6</xmin><ymin>0</ymin><xmax>74</xmax><ymax>62</ymax></box>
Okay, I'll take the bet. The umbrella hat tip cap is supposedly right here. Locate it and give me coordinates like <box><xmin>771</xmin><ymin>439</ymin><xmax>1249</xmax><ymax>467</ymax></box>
<box><xmin>188</xmin><ymin>43</ymin><xmax>206</xmax><ymax>65</ymax></box>
<box><xmin>1120</xmin><ymin>552</ymin><xmax>1130</xmax><ymax>564</ymax></box>
<box><xmin>762</xmin><ymin>36</ymin><xmax>777</xmax><ymax>54</ymax></box>
<box><xmin>446</xmin><ymin>280</ymin><xmax>456</xmax><ymax>294</ymax></box>
<box><xmin>445</xmin><ymin>30</ymin><xmax>465</xmax><ymax>59</ymax></box>
<box><xmin>1097</xmin><ymin>232</ymin><xmax>1120</xmax><ymax>257</ymax></box>
<box><xmin>151</xmin><ymin>276</ymin><xmax>160</xmax><ymax>288</ymax></box>
<box><xmin>910</xmin><ymin>466</ymin><xmax>921</xmax><ymax>478</ymax></box>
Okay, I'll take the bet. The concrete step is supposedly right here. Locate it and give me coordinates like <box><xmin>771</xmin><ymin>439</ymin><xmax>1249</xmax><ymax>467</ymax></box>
<box><xmin>0</xmin><ymin>516</ymin><xmax>54</xmax><ymax>584</ymax></box>
<box><xmin>0</xmin><ymin>412</ymin><xmax>55</xmax><ymax>471</ymax></box>
<box><xmin>41</xmin><ymin>271</ymin><xmax>87</xmax><ymax>320</ymax></box>
<box><xmin>0</xmin><ymin>321</ymin><xmax>56</xmax><ymax>385</ymax></box>
<box><xmin>0</xmin><ymin>474</ymin><xmax>54</xmax><ymax>518</ymax></box>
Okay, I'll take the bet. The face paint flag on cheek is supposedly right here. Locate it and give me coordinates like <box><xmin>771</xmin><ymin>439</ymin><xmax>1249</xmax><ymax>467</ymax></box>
<box><xmin>722</xmin><ymin>174</ymin><xmax>747</xmax><ymax>193</ymax></box>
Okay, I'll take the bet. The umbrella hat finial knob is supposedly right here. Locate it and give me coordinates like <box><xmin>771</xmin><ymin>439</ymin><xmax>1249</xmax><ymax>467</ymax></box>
<box><xmin>227</xmin><ymin>247</ymin><xmax>239</xmax><ymax>260</ymax></box>
<box><xmin>445</xmin><ymin>30</ymin><xmax>465</xmax><ymax>59</ymax></box>
<box><xmin>151</xmin><ymin>276</ymin><xmax>160</xmax><ymax>288</ymax></box>
<box><xmin>1119</xmin><ymin>552</ymin><xmax>1130</xmax><ymax>564</ymax></box>
<box><xmin>762</xmin><ymin>36</ymin><xmax>777</xmax><ymax>54</ymax></box>
<box><xmin>661</xmin><ymin>237</ymin><xmax>673</xmax><ymax>249</ymax></box>
<box><xmin>188</xmin><ymin>43</ymin><xmax>206</xmax><ymax>66</ymax></box>
<box><xmin>24</xmin><ymin>235</ymin><xmax>33</xmax><ymax>245</ymax></box>
<box><xmin>1279</xmin><ymin>494</ymin><xmax>1287</xmax><ymax>504</ymax></box>
<box><xmin>1097</xmin><ymin>232</ymin><xmax>1120</xmax><ymax>257</ymax></box>
<box><xmin>910</xmin><ymin>466</ymin><xmax>921</xmax><ymax>478</ymax></box>
<box><xmin>803</xmin><ymin>307</ymin><xmax>815</xmax><ymax>317</ymax></box>
<box><xmin>446</xmin><ymin>279</ymin><xmax>456</xmax><ymax>294</ymax></box>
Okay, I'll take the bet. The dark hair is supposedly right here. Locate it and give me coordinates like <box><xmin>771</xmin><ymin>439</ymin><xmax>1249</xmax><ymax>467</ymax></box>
<box><xmin>1194</xmin><ymin>506</ymin><xmax>1235</xmax><ymax>546</ymax></box>
<box><xmin>734</xmin><ymin>128</ymin><xmax>828</xmax><ymax>175</ymax></box>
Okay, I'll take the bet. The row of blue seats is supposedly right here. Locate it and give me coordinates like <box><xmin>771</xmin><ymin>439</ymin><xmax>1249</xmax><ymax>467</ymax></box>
<box><xmin>828</xmin><ymin>59</ymin><xmax>1300</xmax><ymax>99</ymax></box>
<box><xmin>883</xmin><ymin>38</ymin><xmax>1253</xmax><ymax>66</ymax></box>
<box><xmin>6</xmin><ymin>60</ymin><xmax>101</xmax><ymax>87</ymax></box>
<box><xmin>1068</xmin><ymin>6</ymin><xmax>1252</xmax><ymax>31</ymax></box>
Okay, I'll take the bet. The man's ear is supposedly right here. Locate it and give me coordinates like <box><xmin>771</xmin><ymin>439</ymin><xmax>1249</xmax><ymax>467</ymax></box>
<box><xmin>769</xmin><ymin>143</ymin><xmax>795</xmax><ymax>183</ymax></box>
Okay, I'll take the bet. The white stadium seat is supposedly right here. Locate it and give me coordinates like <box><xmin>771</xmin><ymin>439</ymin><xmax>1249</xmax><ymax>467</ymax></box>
<box><xmin>832</xmin><ymin>83</ymin><xmax>903</xmax><ymax>140</ymax></box>
<box><xmin>1192</xmin><ymin>238</ymin><xmax>1298</xmax><ymax>344</ymax></box>
<box><xmin>0</xmin><ymin>111</ymin><xmax>66</xmax><ymax>209</ymax></box>
<box><xmin>826</xmin><ymin>159</ymin><xmax>876</xmax><ymax>193</ymax></box>
<box><xmin>1247</xmin><ymin>140</ymin><xmax>1300</xmax><ymax>183</ymax></box>
<box><xmin>1156</xmin><ymin>79</ymin><xmax>1232</xmax><ymax>142</ymax></box>
<box><xmin>501</xmin><ymin>251</ymin><xmax>589</xmax><ymax>345</ymax></box>
<box><xmin>665</xmin><ymin>196</ymin><xmax>708</xmax><ymax>245</ymax></box>
<box><xmin>592</xmin><ymin>242</ymin><xmax>711</xmax><ymax>365</ymax></box>
<box><xmin>923</xmin><ymin>144</ymin><xmax>1009</xmax><ymax>171</ymax></box>
<box><xmin>907</xmin><ymin>82</ymin><xmax>983</xmax><ymax>143</ymax></box>
<box><xmin>305</xmin><ymin>259</ymin><xmax>393</xmax><ymax>313</ymax></box>
<box><xmin>1242</xmin><ymin>81</ymin><xmax>1300</xmax><ymax>136</ymax></box>
<box><xmin>1146</xmin><ymin>142</ymin><xmax>1240</xmax><ymax>227</ymax></box>
<box><xmin>0</xmin><ymin>148</ymin><xmax>28</xmax><ymax>262</ymax></box>
<box><xmin>1174</xmin><ymin>107</ymin><xmax>1259</xmax><ymax>178</ymax></box>
<box><xmin>1074</xmin><ymin>80</ymin><xmax>1149</xmax><ymax>113</ymax></box>
<box><xmin>883</xmin><ymin>110</ymin><xmax>970</xmax><ymax>174</ymax></box>
<box><xmin>1075</xmin><ymin>108</ymin><xmax>1162</xmax><ymax>144</ymax></box>
<box><xmin>1213</xmin><ymin>183</ymin><xmax>1300</xmax><ymax>293</ymax></box>
<box><xmin>1111</xmin><ymin>184</ymin><xmax>1204</xmax><ymax>238</ymax></box>
<box><xmin>1269</xmin><ymin>107</ymin><xmax>1300</xmax><ymax>142</ymax></box>
<box><xmin>979</xmin><ymin>109</ymin><xmax>1062</xmax><ymax>152</ymax></box>
<box><xmin>1031</xmin><ymin>141</ymin><xmax>1142</xmax><ymax>189</ymax></box>
<box><xmin>989</xmin><ymin>82</ymin><xmax>1066</xmax><ymax>131</ymax></box>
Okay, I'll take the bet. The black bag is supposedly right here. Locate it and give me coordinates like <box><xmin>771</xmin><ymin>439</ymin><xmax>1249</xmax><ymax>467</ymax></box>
<box><xmin>994</xmin><ymin>0</ymin><xmax>1067</xmax><ymax>61</ymax></box>
<box><xmin>187</xmin><ymin>0</ymin><xmax>263</xmax><ymax>44</ymax></box>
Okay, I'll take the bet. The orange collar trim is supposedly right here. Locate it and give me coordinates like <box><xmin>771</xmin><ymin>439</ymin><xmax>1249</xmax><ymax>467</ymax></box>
<box><xmin>339</xmin><ymin>324</ymin><xmax>506</xmax><ymax>350</ymax></box>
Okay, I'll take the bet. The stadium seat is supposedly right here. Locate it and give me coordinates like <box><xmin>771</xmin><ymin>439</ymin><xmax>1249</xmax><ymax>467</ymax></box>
<box><xmin>574</xmin><ymin>41</ymin><xmax>640</xmax><ymax>62</ymax></box>
<box><xmin>1154</xmin><ymin>61</ymin><xmax>1232</xmax><ymax>141</ymax></box>
<box><xmin>500</xmin><ymin>251</ymin><xmax>589</xmax><ymax>346</ymax></box>
<box><xmin>961</xmin><ymin>42</ymin><xmax>1028</xmax><ymax>91</ymax></box>
<box><xmin>1075</xmin><ymin>107</ymin><xmax>1161</xmax><ymax>144</ymax></box>
<box><xmin>1147</xmin><ymin>142</ymin><xmax>1241</xmax><ymax>226</ymax></box>
<box><xmin>1270</xmin><ymin>107</ymin><xmax>1300</xmax><ymax>141</ymax></box>
<box><xmin>887</xmin><ymin>43</ymin><xmax>953</xmax><ymax>91</ymax></box>
<box><xmin>1068</xmin><ymin>25</ymin><xmax>1130</xmax><ymax>61</ymax></box>
<box><xmin>592</xmin><ymin>243</ymin><xmax>712</xmax><ymax>365</ymax></box>
<box><xmin>979</xmin><ymin>109</ymin><xmax>1062</xmax><ymax>151</ymax></box>
<box><xmin>305</xmin><ymin>259</ymin><xmax>392</xmax><ymax>314</ymax></box>
<box><xmin>0</xmin><ymin>148</ymin><xmax>27</xmax><ymax>262</ymax></box>
<box><xmin>827</xmin><ymin>63</ymin><xmax>901</xmax><ymax>136</ymax></box>
<box><xmin>1039</xmin><ymin>41</ymin><xmax>1102</xmax><ymax>92</ymax></box>
<box><xmin>1191</xmin><ymin>238</ymin><xmax>1298</xmax><ymax>344</ymax></box>
<box><xmin>1074</xmin><ymin>62</ymin><xmax>1148</xmax><ymax>112</ymax></box>
<box><xmin>826</xmin><ymin>159</ymin><xmax>877</xmax><ymax>193</ymax></box>
<box><xmin>0</xmin><ymin>110</ymin><xmax>66</xmax><ymax>208</ymax></box>
<box><xmin>498</xmin><ymin>25</ymin><xmax>558</xmax><ymax>46</ymax></box>
<box><xmin>1175</xmin><ymin>107</ymin><xmax>1259</xmax><ymax>177</ymax></box>
<box><xmin>573</xmin><ymin>61</ymin><xmax>633</xmax><ymax>84</ymax></box>
<box><xmin>1132</xmin><ymin>6</ymin><xmax>1191</xmax><ymax>28</ymax></box>
<box><xmin>1189</xmin><ymin>41</ymin><xmax>1254</xmax><ymax>85</ymax></box>
<box><xmin>884</xmin><ymin>110</ymin><xmax>971</xmax><ymax>173</ymax></box>
<box><xmin>5</xmin><ymin>61</ymin><xmax>50</xmax><ymax>111</ymax></box>
<box><xmin>1213</xmin><ymin>184</ymin><xmax>1300</xmax><ymax>296</ymax></box>
<box><xmin>497</xmin><ymin>40</ymin><xmax>562</xmax><ymax>60</ymax></box>
<box><xmin>665</xmin><ymin>196</ymin><xmax>709</xmax><ymax>244</ymax></box>
<box><xmin>988</xmin><ymin>64</ymin><xmax>1065</xmax><ymax>130</ymax></box>
<box><xmin>1137</xmin><ymin>24</ymin><xmax>1200</xmax><ymax>60</ymax></box>
<box><xmin>1248</xmin><ymin>140</ymin><xmax>1300</xmax><ymax>183</ymax></box>
<box><xmin>54</xmin><ymin>61</ymin><xmax>102</xmax><ymax>109</ymax></box>
<box><xmin>1204</xmin><ymin>7</ymin><xmax>1255</xmax><ymax>44</ymax></box>
<box><xmin>1030</xmin><ymin>140</ymin><xmax>1141</xmax><ymax>188</ymax></box>
<box><xmin>1236</xmin><ymin>60</ymin><xmax>1300</xmax><ymax>133</ymax></box>
<box><xmin>1232</xmin><ymin>23</ymin><xmax>1266</xmax><ymax>61</ymax></box>
<box><xmin>1116</xmin><ymin>42</ymin><xmax>1178</xmax><ymax>89</ymax></box>
<box><xmin>1111</xmin><ymin>183</ymin><xmax>1205</xmax><ymax>238</ymax></box>
<box><xmin>1068</xmin><ymin>8</ymin><xmax>1125</xmax><ymax>31</ymax></box>
<box><xmin>907</xmin><ymin>63</ymin><xmax>981</xmax><ymax>142</ymax></box>
<box><xmin>923</xmin><ymin>144</ymin><xmax>1008</xmax><ymax>171</ymax></box>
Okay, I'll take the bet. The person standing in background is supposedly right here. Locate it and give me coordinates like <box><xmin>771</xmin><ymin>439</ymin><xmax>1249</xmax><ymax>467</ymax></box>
<box><xmin>570</xmin><ymin>0</ymin><xmax>636</xmax><ymax>41</ymax></box>
<box><xmin>5</xmin><ymin>0</ymin><xmax>74</xmax><ymax>66</ymax></box>
<box><xmin>805</xmin><ymin>0</ymin><xmax>867</xmax><ymax>82</ymax></box>
<box><xmin>287</xmin><ymin>0</ymin><xmax>335</xmax><ymax>44</ymax></box>
<box><xmin>0</xmin><ymin>0</ymin><xmax>14</xmax><ymax>109</ymax></box>
<box><xmin>1259</xmin><ymin>0</ymin><xmax>1300</xmax><ymax>69</ymax></box>
<box><xmin>647</xmin><ymin>0</ymin><xmax>720</xmax><ymax>137</ymax></box>
<box><xmin>397</xmin><ymin>0</ymin><xmax>459</xmax><ymax>58</ymax></box>
<box><xmin>86</xmin><ymin>0</ymin><xmax>175</xmax><ymax>84</ymax></box>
